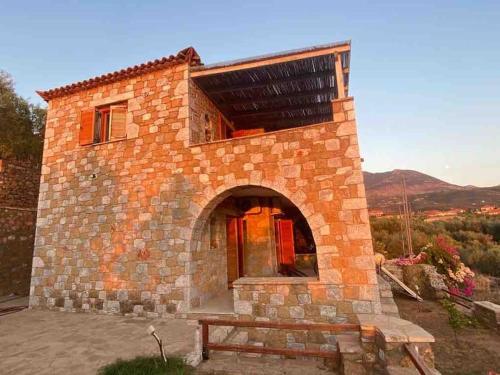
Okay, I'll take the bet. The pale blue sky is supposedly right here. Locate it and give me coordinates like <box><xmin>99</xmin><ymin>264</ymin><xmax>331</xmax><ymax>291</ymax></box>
<box><xmin>1</xmin><ymin>0</ymin><xmax>499</xmax><ymax>186</ymax></box>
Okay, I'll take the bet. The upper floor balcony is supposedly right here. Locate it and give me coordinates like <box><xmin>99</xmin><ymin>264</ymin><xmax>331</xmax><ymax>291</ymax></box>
<box><xmin>189</xmin><ymin>41</ymin><xmax>351</xmax><ymax>145</ymax></box>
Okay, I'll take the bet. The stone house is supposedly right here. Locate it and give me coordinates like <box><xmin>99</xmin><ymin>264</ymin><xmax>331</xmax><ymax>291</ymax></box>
<box><xmin>32</xmin><ymin>41</ymin><xmax>381</xmax><ymax>323</ymax></box>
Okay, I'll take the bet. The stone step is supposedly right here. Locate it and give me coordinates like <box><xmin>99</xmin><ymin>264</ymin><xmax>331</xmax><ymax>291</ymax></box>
<box><xmin>381</xmin><ymin>303</ymin><xmax>400</xmax><ymax>317</ymax></box>
<box><xmin>378</xmin><ymin>273</ymin><xmax>401</xmax><ymax>318</ymax></box>
<box><xmin>182</xmin><ymin>311</ymin><xmax>237</xmax><ymax>320</ymax></box>
<box><xmin>196</xmin><ymin>354</ymin><xmax>337</xmax><ymax>375</ymax></box>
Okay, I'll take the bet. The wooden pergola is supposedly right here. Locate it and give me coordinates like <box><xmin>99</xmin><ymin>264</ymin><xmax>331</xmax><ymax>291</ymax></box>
<box><xmin>191</xmin><ymin>41</ymin><xmax>351</xmax><ymax>132</ymax></box>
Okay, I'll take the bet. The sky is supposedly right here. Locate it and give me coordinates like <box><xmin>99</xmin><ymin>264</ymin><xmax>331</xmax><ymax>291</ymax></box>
<box><xmin>1</xmin><ymin>0</ymin><xmax>499</xmax><ymax>187</ymax></box>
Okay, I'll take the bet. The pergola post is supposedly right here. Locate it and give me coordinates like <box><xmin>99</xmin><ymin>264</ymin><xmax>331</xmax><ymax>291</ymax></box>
<box><xmin>334</xmin><ymin>53</ymin><xmax>346</xmax><ymax>99</ymax></box>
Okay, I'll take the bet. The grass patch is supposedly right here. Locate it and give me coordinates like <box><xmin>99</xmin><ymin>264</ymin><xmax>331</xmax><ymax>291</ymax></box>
<box><xmin>98</xmin><ymin>356</ymin><xmax>194</xmax><ymax>375</ymax></box>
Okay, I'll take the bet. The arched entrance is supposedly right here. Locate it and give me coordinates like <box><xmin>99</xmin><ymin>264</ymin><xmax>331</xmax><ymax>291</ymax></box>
<box><xmin>189</xmin><ymin>185</ymin><xmax>317</xmax><ymax>311</ymax></box>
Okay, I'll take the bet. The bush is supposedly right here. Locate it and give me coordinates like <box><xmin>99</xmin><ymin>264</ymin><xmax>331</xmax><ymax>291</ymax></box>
<box><xmin>98</xmin><ymin>356</ymin><xmax>193</xmax><ymax>375</ymax></box>
<box><xmin>460</xmin><ymin>245</ymin><xmax>500</xmax><ymax>277</ymax></box>
<box><xmin>441</xmin><ymin>298</ymin><xmax>479</xmax><ymax>345</ymax></box>
<box><xmin>370</xmin><ymin>214</ymin><xmax>500</xmax><ymax>277</ymax></box>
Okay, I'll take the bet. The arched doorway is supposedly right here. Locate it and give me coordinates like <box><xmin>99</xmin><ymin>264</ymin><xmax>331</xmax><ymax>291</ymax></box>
<box><xmin>189</xmin><ymin>185</ymin><xmax>317</xmax><ymax>311</ymax></box>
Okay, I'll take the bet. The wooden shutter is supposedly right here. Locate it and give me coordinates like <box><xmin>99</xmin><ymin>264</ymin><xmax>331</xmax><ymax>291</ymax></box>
<box><xmin>109</xmin><ymin>105</ymin><xmax>127</xmax><ymax>140</ymax></box>
<box><xmin>79</xmin><ymin>109</ymin><xmax>95</xmax><ymax>146</ymax></box>
<box><xmin>278</xmin><ymin>219</ymin><xmax>295</xmax><ymax>266</ymax></box>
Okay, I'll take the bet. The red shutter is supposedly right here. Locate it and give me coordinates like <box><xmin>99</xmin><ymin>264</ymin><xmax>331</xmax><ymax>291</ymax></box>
<box><xmin>109</xmin><ymin>105</ymin><xmax>127</xmax><ymax>140</ymax></box>
<box><xmin>79</xmin><ymin>109</ymin><xmax>95</xmax><ymax>146</ymax></box>
<box><xmin>278</xmin><ymin>219</ymin><xmax>295</xmax><ymax>266</ymax></box>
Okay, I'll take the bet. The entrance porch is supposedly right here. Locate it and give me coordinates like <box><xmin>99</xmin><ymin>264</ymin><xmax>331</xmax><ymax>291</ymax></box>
<box><xmin>189</xmin><ymin>186</ymin><xmax>318</xmax><ymax>313</ymax></box>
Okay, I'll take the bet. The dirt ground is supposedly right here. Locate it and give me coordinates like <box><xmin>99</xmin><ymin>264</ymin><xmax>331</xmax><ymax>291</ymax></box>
<box><xmin>395</xmin><ymin>296</ymin><xmax>500</xmax><ymax>375</ymax></box>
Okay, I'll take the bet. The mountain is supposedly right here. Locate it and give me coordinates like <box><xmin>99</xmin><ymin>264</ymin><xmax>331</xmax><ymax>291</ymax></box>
<box><xmin>363</xmin><ymin>169</ymin><xmax>500</xmax><ymax>213</ymax></box>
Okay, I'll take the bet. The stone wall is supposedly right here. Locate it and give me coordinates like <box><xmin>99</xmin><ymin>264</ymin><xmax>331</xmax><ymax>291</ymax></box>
<box><xmin>30</xmin><ymin>60</ymin><xmax>380</xmax><ymax>320</ymax></box>
<box><xmin>0</xmin><ymin>208</ymin><xmax>37</xmax><ymax>295</ymax></box>
<box><xmin>241</xmin><ymin>202</ymin><xmax>277</xmax><ymax>277</ymax></box>
<box><xmin>0</xmin><ymin>158</ymin><xmax>40</xmax><ymax>295</ymax></box>
<box><xmin>191</xmin><ymin>211</ymin><xmax>228</xmax><ymax>307</ymax></box>
<box><xmin>234</xmin><ymin>277</ymin><xmax>379</xmax><ymax>323</ymax></box>
<box><xmin>402</xmin><ymin>264</ymin><xmax>447</xmax><ymax>300</ymax></box>
<box><xmin>0</xmin><ymin>158</ymin><xmax>40</xmax><ymax>208</ymax></box>
<box><xmin>189</xmin><ymin>79</ymin><xmax>231</xmax><ymax>144</ymax></box>
<box><xmin>473</xmin><ymin>301</ymin><xmax>500</xmax><ymax>331</ymax></box>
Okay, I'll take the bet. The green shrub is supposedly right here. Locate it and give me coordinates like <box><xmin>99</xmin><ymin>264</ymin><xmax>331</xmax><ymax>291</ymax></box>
<box><xmin>370</xmin><ymin>214</ymin><xmax>500</xmax><ymax>277</ymax></box>
<box><xmin>98</xmin><ymin>356</ymin><xmax>193</xmax><ymax>375</ymax></box>
<box><xmin>441</xmin><ymin>298</ymin><xmax>479</xmax><ymax>346</ymax></box>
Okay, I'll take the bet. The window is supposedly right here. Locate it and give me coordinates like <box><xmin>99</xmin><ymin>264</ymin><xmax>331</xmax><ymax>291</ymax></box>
<box><xmin>79</xmin><ymin>102</ymin><xmax>127</xmax><ymax>146</ymax></box>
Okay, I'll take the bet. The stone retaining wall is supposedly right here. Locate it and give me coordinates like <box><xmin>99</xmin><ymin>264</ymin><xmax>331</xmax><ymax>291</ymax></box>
<box><xmin>473</xmin><ymin>301</ymin><xmax>500</xmax><ymax>331</ymax></box>
<box><xmin>0</xmin><ymin>158</ymin><xmax>40</xmax><ymax>208</ymax></box>
<box><xmin>0</xmin><ymin>158</ymin><xmax>40</xmax><ymax>295</ymax></box>
<box><xmin>402</xmin><ymin>264</ymin><xmax>447</xmax><ymax>300</ymax></box>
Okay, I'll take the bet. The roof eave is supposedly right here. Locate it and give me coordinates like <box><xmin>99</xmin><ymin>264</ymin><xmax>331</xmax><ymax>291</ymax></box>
<box><xmin>37</xmin><ymin>46</ymin><xmax>202</xmax><ymax>102</ymax></box>
<box><xmin>190</xmin><ymin>40</ymin><xmax>351</xmax><ymax>77</ymax></box>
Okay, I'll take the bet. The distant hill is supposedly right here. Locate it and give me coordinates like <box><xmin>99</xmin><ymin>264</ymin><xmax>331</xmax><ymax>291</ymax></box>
<box><xmin>363</xmin><ymin>169</ymin><xmax>500</xmax><ymax>213</ymax></box>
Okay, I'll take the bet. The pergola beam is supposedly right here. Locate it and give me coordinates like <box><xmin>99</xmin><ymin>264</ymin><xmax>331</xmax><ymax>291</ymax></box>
<box><xmin>236</xmin><ymin>113</ymin><xmax>331</xmax><ymax>129</ymax></box>
<box><xmin>203</xmin><ymin>70</ymin><xmax>334</xmax><ymax>95</ymax></box>
<box><xmin>191</xmin><ymin>43</ymin><xmax>350</xmax><ymax>78</ymax></box>
<box><xmin>231</xmin><ymin>102</ymin><xmax>332</xmax><ymax>119</ymax></box>
<box><xmin>334</xmin><ymin>53</ymin><xmax>346</xmax><ymax>99</ymax></box>
<box><xmin>220</xmin><ymin>87</ymin><xmax>335</xmax><ymax>107</ymax></box>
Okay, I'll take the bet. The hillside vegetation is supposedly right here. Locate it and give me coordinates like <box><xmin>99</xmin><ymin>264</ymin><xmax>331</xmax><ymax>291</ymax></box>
<box><xmin>370</xmin><ymin>214</ymin><xmax>500</xmax><ymax>276</ymax></box>
<box><xmin>364</xmin><ymin>170</ymin><xmax>500</xmax><ymax>212</ymax></box>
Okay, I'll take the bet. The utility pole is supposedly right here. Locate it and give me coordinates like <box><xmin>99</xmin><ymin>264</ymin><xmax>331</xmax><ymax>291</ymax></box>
<box><xmin>398</xmin><ymin>204</ymin><xmax>406</xmax><ymax>257</ymax></box>
<box><xmin>401</xmin><ymin>177</ymin><xmax>414</xmax><ymax>257</ymax></box>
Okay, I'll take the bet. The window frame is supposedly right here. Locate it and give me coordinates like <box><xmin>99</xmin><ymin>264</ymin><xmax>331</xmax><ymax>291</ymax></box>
<box><xmin>94</xmin><ymin>106</ymin><xmax>111</xmax><ymax>144</ymax></box>
<box><xmin>80</xmin><ymin>101</ymin><xmax>128</xmax><ymax>147</ymax></box>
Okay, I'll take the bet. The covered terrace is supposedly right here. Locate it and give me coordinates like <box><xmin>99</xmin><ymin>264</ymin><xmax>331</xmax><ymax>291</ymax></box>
<box><xmin>190</xmin><ymin>41</ymin><xmax>351</xmax><ymax>141</ymax></box>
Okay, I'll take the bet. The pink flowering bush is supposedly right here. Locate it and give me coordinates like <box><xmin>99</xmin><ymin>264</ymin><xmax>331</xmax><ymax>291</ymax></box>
<box><xmin>422</xmin><ymin>235</ymin><xmax>475</xmax><ymax>296</ymax></box>
<box><xmin>394</xmin><ymin>252</ymin><xmax>427</xmax><ymax>266</ymax></box>
<box><xmin>393</xmin><ymin>235</ymin><xmax>475</xmax><ymax>296</ymax></box>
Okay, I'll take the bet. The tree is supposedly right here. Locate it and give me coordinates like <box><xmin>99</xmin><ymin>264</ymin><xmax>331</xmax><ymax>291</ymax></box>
<box><xmin>0</xmin><ymin>70</ymin><xmax>46</xmax><ymax>160</ymax></box>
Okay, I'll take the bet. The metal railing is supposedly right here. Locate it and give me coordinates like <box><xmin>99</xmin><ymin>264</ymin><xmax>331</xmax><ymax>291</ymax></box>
<box><xmin>199</xmin><ymin>319</ymin><xmax>360</xmax><ymax>361</ymax></box>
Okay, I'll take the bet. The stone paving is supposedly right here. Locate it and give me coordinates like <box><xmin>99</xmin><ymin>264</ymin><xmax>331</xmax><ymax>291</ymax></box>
<box><xmin>0</xmin><ymin>308</ymin><xmax>198</xmax><ymax>375</ymax></box>
<box><xmin>196</xmin><ymin>353</ymin><xmax>337</xmax><ymax>374</ymax></box>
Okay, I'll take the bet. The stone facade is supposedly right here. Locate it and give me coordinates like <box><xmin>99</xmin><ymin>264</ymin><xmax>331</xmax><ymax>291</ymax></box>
<box><xmin>191</xmin><ymin>211</ymin><xmax>228</xmax><ymax>307</ymax></box>
<box><xmin>188</xmin><ymin>79</ymin><xmax>232</xmax><ymax>144</ymax></box>
<box><xmin>30</xmin><ymin>57</ymin><xmax>380</xmax><ymax>321</ymax></box>
<box><xmin>0</xmin><ymin>158</ymin><xmax>41</xmax><ymax>295</ymax></box>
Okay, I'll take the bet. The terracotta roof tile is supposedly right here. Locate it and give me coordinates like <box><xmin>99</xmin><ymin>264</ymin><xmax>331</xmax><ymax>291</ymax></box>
<box><xmin>37</xmin><ymin>47</ymin><xmax>202</xmax><ymax>101</ymax></box>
